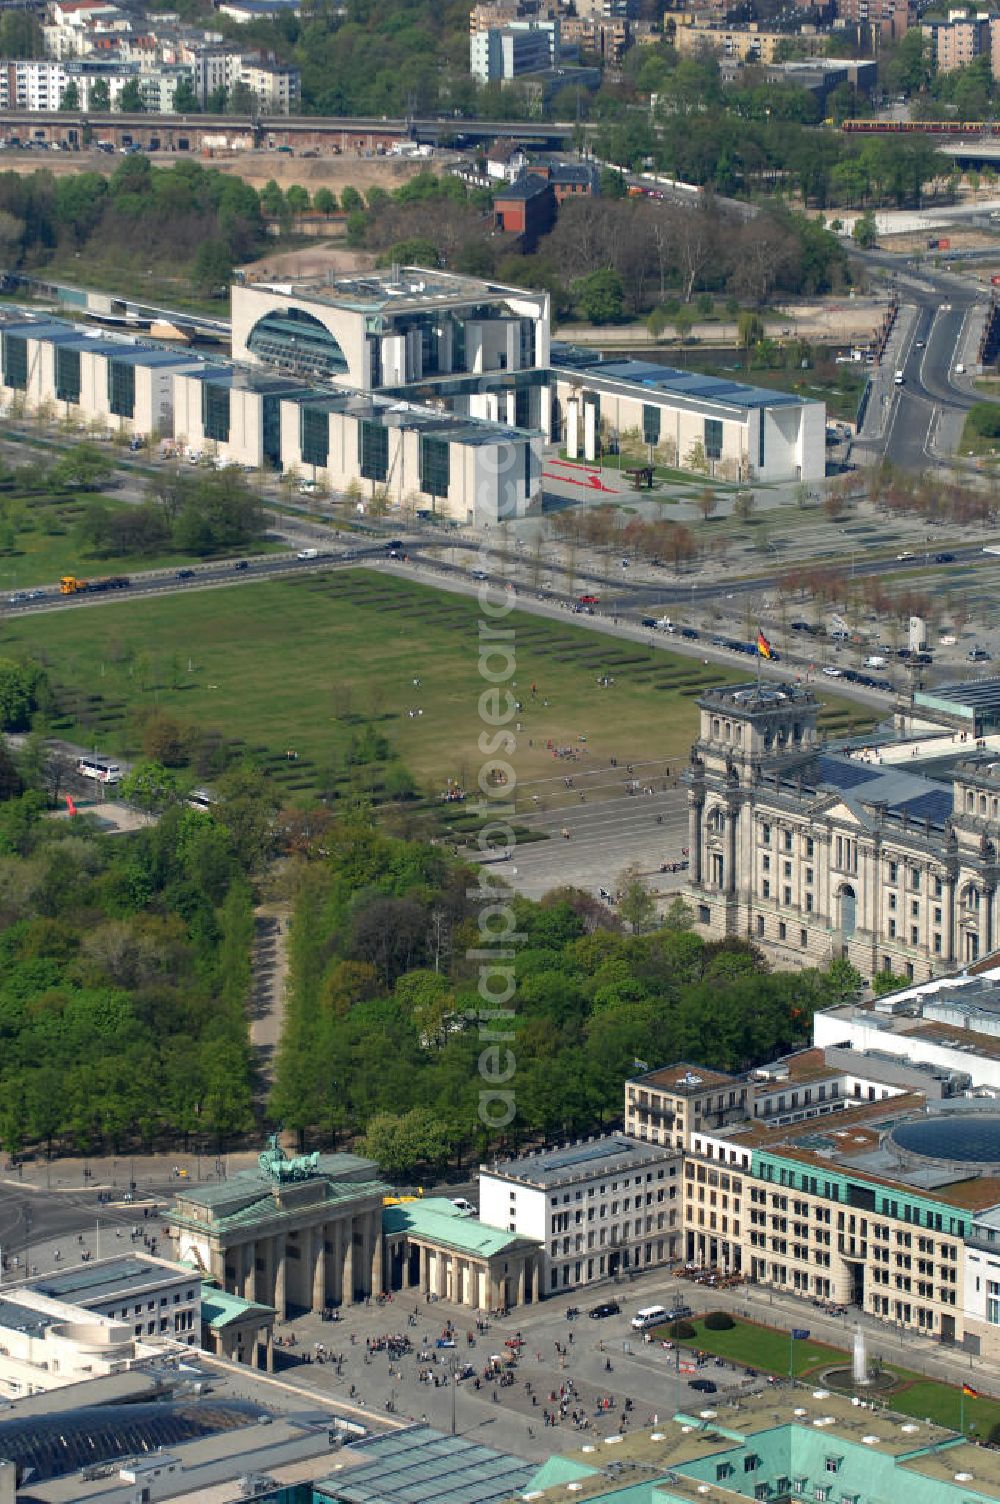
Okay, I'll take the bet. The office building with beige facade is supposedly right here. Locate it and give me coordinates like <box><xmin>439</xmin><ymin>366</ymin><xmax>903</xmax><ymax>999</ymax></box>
<box><xmin>0</xmin><ymin>268</ymin><xmax>825</xmax><ymax>519</ymax></box>
<box><xmin>684</xmin><ymin>680</ymin><xmax>1000</xmax><ymax>982</ymax></box>
<box><xmin>623</xmin><ymin>959</ymin><xmax>1000</xmax><ymax>1359</ymax></box>
<box><xmin>549</xmin><ymin>355</ymin><xmax>825</xmax><ymax>484</ymax></box>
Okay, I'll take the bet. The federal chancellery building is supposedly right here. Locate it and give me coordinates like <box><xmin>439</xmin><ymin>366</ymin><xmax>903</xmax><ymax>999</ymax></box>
<box><xmin>0</xmin><ymin>268</ymin><xmax>825</xmax><ymax>525</ymax></box>
<box><xmin>685</xmin><ymin>679</ymin><xmax>1000</xmax><ymax>983</ymax></box>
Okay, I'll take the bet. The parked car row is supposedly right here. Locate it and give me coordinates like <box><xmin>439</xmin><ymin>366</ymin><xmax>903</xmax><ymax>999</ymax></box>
<box><xmin>710</xmin><ymin>635</ymin><xmax>782</xmax><ymax>661</ymax></box>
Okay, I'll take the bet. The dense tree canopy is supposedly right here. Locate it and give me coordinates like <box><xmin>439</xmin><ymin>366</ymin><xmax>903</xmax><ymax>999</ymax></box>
<box><xmin>270</xmin><ymin>816</ymin><xmax>862</xmax><ymax>1167</ymax></box>
<box><xmin>0</xmin><ymin>158</ymin><xmax>267</xmax><ymax>295</ymax></box>
<box><xmin>0</xmin><ymin>786</ymin><xmax>257</xmax><ymax>1154</ymax></box>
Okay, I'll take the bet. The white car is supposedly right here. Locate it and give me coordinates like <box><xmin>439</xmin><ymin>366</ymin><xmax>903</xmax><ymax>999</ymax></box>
<box><xmin>823</xmin><ymin>666</ymin><xmax>842</xmax><ymax>678</ymax></box>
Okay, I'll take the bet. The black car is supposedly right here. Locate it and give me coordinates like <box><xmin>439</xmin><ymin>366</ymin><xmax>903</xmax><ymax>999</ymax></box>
<box><xmin>176</xmin><ymin>568</ymin><xmax>194</xmax><ymax>580</ymax></box>
<box><xmin>233</xmin><ymin>560</ymin><xmax>249</xmax><ymax>571</ymax></box>
<box><xmin>934</xmin><ymin>552</ymin><xmax>955</xmax><ymax>563</ymax></box>
<box><xmin>588</xmin><ymin>1301</ymin><xmax>621</xmax><ymax>1319</ymax></box>
<box><xmin>689</xmin><ymin>1378</ymin><xmax>718</xmax><ymax>1394</ymax></box>
<box><xmin>679</xmin><ymin>627</ymin><xmax>699</xmax><ymax>640</ymax></box>
<box><xmin>641</xmin><ymin>617</ymin><xmax>658</xmax><ymax>628</ymax></box>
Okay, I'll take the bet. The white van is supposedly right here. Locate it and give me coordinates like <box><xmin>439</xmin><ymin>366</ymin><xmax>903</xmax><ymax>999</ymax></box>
<box><xmin>631</xmin><ymin>1304</ymin><xmax>668</xmax><ymax>1331</ymax></box>
<box><xmin>864</xmin><ymin>654</ymin><xmax>887</xmax><ymax>669</ymax></box>
<box><xmin>894</xmin><ymin>370</ymin><xmax>904</xmax><ymax>385</ymax></box>
<box><xmin>297</xmin><ymin>548</ymin><xmax>318</xmax><ymax>560</ymax></box>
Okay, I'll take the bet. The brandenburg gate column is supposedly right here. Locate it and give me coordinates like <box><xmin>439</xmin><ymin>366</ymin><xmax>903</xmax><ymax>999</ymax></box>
<box><xmin>273</xmin><ymin>1234</ymin><xmax>287</xmax><ymax>1318</ymax></box>
<box><xmin>372</xmin><ymin>1209</ymin><xmax>384</xmax><ymax>1295</ymax></box>
<box><xmin>312</xmin><ymin>1223</ymin><xmax>327</xmax><ymax>1312</ymax></box>
<box><xmin>343</xmin><ymin>1218</ymin><xmax>354</xmax><ymax>1304</ymax></box>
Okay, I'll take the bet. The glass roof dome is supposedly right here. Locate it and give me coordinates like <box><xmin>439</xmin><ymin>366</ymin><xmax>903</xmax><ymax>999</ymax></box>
<box><xmin>891</xmin><ymin>1115</ymin><xmax>1000</xmax><ymax>1166</ymax></box>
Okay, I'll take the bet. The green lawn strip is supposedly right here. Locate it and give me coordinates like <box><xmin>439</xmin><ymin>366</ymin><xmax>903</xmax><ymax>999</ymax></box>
<box><xmin>1</xmin><ymin>571</ymin><xmax>876</xmax><ymax>796</ymax></box>
<box><xmin>655</xmin><ymin>1315</ymin><xmax>846</xmax><ymax>1379</ymax></box>
<box><xmin>887</xmin><ymin>1376</ymin><xmax>1000</xmax><ymax>1435</ymax></box>
<box><xmin>658</xmin><ymin>1315</ymin><xmax>1000</xmax><ymax>1434</ymax></box>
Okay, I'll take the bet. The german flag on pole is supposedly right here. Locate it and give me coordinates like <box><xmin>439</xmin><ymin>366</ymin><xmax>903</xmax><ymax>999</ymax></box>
<box><xmin>963</xmin><ymin>1384</ymin><xmax>980</xmax><ymax>1398</ymax></box>
<box><xmin>757</xmin><ymin>629</ymin><xmax>773</xmax><ymax>660</ymax></box>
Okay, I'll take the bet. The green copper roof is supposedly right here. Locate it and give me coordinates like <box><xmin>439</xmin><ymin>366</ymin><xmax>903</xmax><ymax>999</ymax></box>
<box><xmin>199</xmin><ymin>1282</ymin><xmax>275</xmax><ymax>1330</ymax></box>
<box><xmin>381</xmin><ymin>1198</ymin><xmax>539</xmax><ymax>1259</ymax></box>
<box><xmin>171</xmin><ymin>1174</ymin><xmax>391</xmax><ymax>1236</ymax></box>
<box><xmin>527</xmin><ymin>1455</ymin><xmax>599</xmax><ymax>1491</ymax></box>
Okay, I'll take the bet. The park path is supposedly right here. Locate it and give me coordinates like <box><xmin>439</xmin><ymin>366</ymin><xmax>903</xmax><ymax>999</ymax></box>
<box><xmin>248</xmin><ymin>902</ymin><xmax>291</xmax><ymax>1114</ymax></box>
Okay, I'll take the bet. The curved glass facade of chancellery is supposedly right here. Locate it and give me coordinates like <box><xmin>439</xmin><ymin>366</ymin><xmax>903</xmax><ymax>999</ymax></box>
<box><xmin>246</xmin><ymin>307</ymin><xmax>349</xmax><ymax>381</ymax></box>
<box><xmin>0</xmin><ymin>1397</ymin><xmax>262</xmax><ymax>1481</ymax></box>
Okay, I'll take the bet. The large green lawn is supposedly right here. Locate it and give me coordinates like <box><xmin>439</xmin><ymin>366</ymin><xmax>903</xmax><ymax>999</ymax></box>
<box><xmin>1</xmin><ymin>570</ymin><xmax>876</xmax><ymax>799</ymax></box>
<box><xmin>662</xmin><ymin>1314</ymin><xmax>1000</xmax><ymax>1436</ymax></box>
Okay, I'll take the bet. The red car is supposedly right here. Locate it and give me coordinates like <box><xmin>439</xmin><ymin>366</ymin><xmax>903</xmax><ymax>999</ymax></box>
<box><xmin>579</xmin><ymin>594</ymin><xmax>599</xmax><ymax>605</ymax></box>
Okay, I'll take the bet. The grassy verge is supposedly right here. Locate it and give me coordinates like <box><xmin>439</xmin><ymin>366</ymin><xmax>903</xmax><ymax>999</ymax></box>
<box><xmin>0</xmin><ymin>490</ymin><xmax>280</xmax><ymax>589</ymax></box>
<box><xmin>658</xmin><ymin>1314</ymin><xmax>1000</xmax><ymax>1435</ymax></box>
<box><xmin>1</xmin><ymin>569</ymin><xmax>876</xmax><ymax>798</ymax></box>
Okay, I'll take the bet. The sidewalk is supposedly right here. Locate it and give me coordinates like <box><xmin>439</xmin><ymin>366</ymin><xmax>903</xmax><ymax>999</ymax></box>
<box><xmin>2</xmin><ymin>1147</ymin><xmax>262</xmax><ymax>1195</ymax></box>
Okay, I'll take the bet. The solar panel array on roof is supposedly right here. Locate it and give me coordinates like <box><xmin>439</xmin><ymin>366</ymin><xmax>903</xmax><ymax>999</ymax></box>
<box><xmin>321</xmin><ymin>1427</ymin><xmax>533</xmax><ymax>1504</ymax></box>
<box><xmin>812</xmin><ymin>753</ymin><xmax>953</xmax><ymax>824</ymax></box>
<box><xmin>814</xmin><ymin>754</ymin><xmax>875</xmax><ymax>791</ymax></box>
<box><xmin>526</xmin><ymin>1137</ymin><xmax>635</xmax><ymax>1173</ymax></box>
<box><xmin>895</xmin><ymin>789</ymin><xmax>954</xmax><ymax>824</ymax></box>
<box><xmin>563</xmin><ymin>358</ymin><xmax>802</xmax><ymax>411</ymax></box>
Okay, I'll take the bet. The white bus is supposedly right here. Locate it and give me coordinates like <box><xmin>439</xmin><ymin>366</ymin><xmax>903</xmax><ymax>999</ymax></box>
<box><xmin>77</xmin><ymin>757</ymin><xmax>122</xmax><ymax>785</ymax></box>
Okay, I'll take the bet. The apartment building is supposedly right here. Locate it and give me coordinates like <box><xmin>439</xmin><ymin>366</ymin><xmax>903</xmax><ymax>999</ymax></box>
<box><xmin>559</xmin><ymin>15</ymin><xmax>629</xmax><ymax>60</ymax></box>
<box><xmin>673</xmin><ymin>19</ymin><xmax>829</xmax><ymax>63</ymax></box>
<box><xmin>836</xmin><ymin>0</ymin><xmax>913</xmax><ymax>43</ymax></box>
<box><xmin>685</xmin><ymin>680</ymin><xmax>1000</xmax><ymax>981</ymax></box>
<box><xmin>470</xmin><ymin>19</ymin><xmax>560</xmax><ymax>81</ymax></box>
<box><xmin>43</xmin><ymin>0</ymin><xmax>130</xmax><ymax>60</ymax></box>
<box><xmin>238</xmin><ymin>57</ymin><xmax>300</xmax><ymax>112</ymax></box>
<box><xmin>478</xmin><ymin>1135</ymin><xmax>682</xmax><ymax>1295</ymax></box>
<box><xmin>922</xmin><ymin>8</ymin><xmax>991</xmax><ymax>71</ymax></box>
